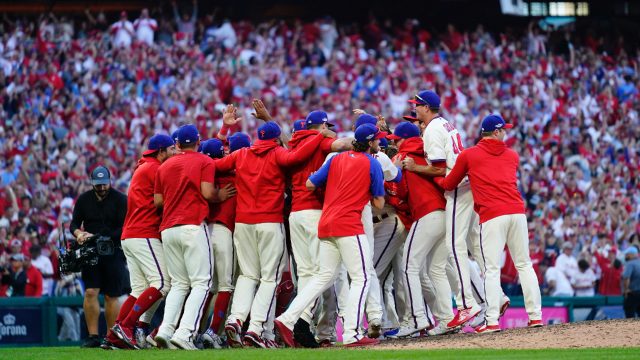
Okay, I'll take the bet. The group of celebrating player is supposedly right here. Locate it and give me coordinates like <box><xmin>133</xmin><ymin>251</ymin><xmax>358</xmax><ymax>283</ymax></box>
<box><xmin>102</xmin><ymin>89</ymin><xmax>543</xmax><ymax>350</ymax></box>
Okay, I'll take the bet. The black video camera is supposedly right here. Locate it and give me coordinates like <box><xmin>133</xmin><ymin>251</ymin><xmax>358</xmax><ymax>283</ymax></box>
<box><xmin>59</xmin><ymin>235</ymin><xmax>115</xmax><ymax>274</ymax></box>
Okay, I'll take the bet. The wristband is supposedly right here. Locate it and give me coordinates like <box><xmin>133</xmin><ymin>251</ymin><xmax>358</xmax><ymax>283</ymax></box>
<box><xmin>220</xmin><ymin>124</ymin><xmax>230</xmax><ymax>136</ymax></box>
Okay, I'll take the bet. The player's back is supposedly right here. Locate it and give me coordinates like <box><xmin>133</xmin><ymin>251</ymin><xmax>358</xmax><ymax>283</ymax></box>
<box><xmin>318</xmin><ymin>151</ymin><xmax>375</xmax><ymax>238</ymax></box>
<box><xmin>122</xmin><ymin>157</ymin><xmax>162</xmax><ymax>239</ymax></box>
<box><xmin>423</xmin><ymin>116</ymin><xmax>465</xmax><ymax>175</ymax></box>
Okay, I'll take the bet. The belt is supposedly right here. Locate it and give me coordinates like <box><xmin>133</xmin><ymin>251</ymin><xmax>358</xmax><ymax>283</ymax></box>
<box><xmin>372</xmin><ymin>213</ymin><xmax>390</xmax><ymax>224</ymax></box>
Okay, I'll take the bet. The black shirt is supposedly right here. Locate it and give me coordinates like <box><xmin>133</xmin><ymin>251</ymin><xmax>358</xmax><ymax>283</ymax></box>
<box><xmin>70</xmin><ymin>189</ymin><xmax>128</xmax><ymax>246</ymax></box>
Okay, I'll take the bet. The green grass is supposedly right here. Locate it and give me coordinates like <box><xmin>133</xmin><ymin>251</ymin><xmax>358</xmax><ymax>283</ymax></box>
<box><xmin>2</xmin><ymin>347</ymin><xmax>639</xmax><ymax>360</ymax></box>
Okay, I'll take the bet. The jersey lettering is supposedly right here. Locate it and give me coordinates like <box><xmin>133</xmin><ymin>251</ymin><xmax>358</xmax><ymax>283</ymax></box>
<box><xmin>451</xmin><ymin>133</ymin><xmax>465</xmax><ymax>155</ymax></box>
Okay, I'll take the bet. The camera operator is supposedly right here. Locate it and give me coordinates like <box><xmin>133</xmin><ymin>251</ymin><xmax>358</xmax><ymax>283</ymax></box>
<box><xmin>70</xmin><ymin>166</ymin><xmax>129</xmax><ymax>348</ymax></box>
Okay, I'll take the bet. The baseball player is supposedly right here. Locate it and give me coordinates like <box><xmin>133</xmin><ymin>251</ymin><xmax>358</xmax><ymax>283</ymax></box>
<box><xmin>153</xmin><ymin>124</ymin><xmax>216</xmax><ymax>350</ymax></box>
<box><xmin>215</xmin><ymin>119</ymin><xmax>331</xmax><ymax>348</ymax></box>
<box><xmin>387</xmin><ymin>122</ymin><xmax>453</xmax><ymax>337</ymax></box>
<box><xmin>438</xmin><ymin>114</ymin><xmax>542</xmax><ymax>333</ymax></box>
<box><xmin>111</xmin><ymin>134</ymin><xmax>176</xmax><ymax>349</ymax></box>
<box><xmin>403</xmin><ymin>90</ymin><xmax>482</xmax><ymax>329</ymax></box>
<box><xmin>350</xmin><ymin>113</ymin><xmax>402</xmax><ymax>338</ymax></box>
<box><xmin>275</xmin><ymin>123</ymin><xmax>386</xmax><ymax>348</ymax></box>
<box><xmin>199</xmin><ymin>137</ymin><xmax>240</xmax><ymax>349</ymax></box>
<box><xmin>287</xmin><ymin>111</ymin><xmax>352</xmax><ymax>347</ymax></box>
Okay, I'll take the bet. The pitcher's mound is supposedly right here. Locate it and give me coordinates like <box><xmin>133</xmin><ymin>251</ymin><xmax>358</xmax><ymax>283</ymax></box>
<box><xmin>377</xmin><ymin>319</ymin><xmax>640</xmax><ymax>350</ymax></box>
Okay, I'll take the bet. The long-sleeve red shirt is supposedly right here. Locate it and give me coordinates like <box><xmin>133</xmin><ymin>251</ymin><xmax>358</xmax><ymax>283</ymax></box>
<box><xmin>438</xmin><ymin>138</ymin><xmax>525</xmax><ymax>223</ymax></box>
<box><xmin>214</xmin><ymin>134</ymin><xmax>324</xmax><ymax>224</ymax></box>
<box><xmin>122</xmin><ymin>157</ymin><xmax>163</xmax><ymax>240</ymax></box>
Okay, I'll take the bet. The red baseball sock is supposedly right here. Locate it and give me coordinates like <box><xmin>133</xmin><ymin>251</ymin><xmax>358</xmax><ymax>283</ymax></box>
<box><xmin>117</xmin><ymin>295</ymin><xmax>137</xmax><ymax>323</ymax></box>
<box><xmin>209</xmin><ymin>291</ymin><xmax>232</xmax><ymax>333</ymax></box>
<box><xmin>122</xmin><ymin>287</ymin><xmax>163</xmax><ymax>329</ymax></box>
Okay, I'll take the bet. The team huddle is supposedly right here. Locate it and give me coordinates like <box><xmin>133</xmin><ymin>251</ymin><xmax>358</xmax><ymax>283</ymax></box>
<box><xmin>104</xmin><ymin>89</ymin><xmax>543</xmax><ymax>350</ymax></box>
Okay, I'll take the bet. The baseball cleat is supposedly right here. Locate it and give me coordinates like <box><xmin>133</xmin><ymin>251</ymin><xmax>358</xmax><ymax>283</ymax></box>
<box><xmin>528</xmin><ymin>319</ymin><xmax>544</xmax><ymax>328</ymax></box>
<box><xmin>264</xmin><ymin>338</ymin><xmax>280</xmax><ymax>349</ymax></box>
<box><xmin>318</xmin><ymin>339</ymin><xmax>335</xmax><ymax>347</ymax></box>
<box><xmin>475</xmin><ymin>323</ymin><xmax>501</xmax><ymax>334</ymax></box>
<box><xmin>293</xmin><ymin>319</ymin><xmax>319</xmax><ymax>348</ymax></box>
<box><xmin>225</xmin><ymin>320</ymin><xmax>244</xmax><ymax>348</ymax></box>
<box><xmin>344</xmin><ymin>337</ymin><xmax>379</xmax><ymax>347</ymax></box>
<box><xmin>469</xmin><ymin>306</ymin><xmax>487</xmax><ymax>329</ymax></box>
<box><xmin>368</xmin><ymin>318</ymin><xmax>382</xmax><ymax>339</ymax></box>
<box><xmin>274</xmin><ymin>319</ymin><xmax>296</xmax><ymax>348</ymax></box>
<box><xmin>201</xmin><ymin>328</ymin><xmax>224</xmax><ymax>349</ymax></box>
<box><xmin>243</xmin><ymin>331</ymin><xmax>267</xmax><ymax>349</ymax></box>
<box><xmin>395</xmin><ymin>323</ymin><xmax>427</xmax><ymax>338</ymax></box>
<box><xmin>112</xmin><ymin>323</ymin><xmax>138</xmax><ymax>349</ymax></box>
<box><xmin>382</xmin><ymin>328</ymin><xmax>399</xmax><ymax>339</ymax></box>
<box><xmin>447</xmin><ymin>304</ymin><xmax>482</xmax><ymax>328</ymax></box>
<box><xmin>135</xmin><ymin>328</ymin><xmax>149</xmax><ymax>349</ymax></box>
<box><xmin>500</xmin><ymin>297</ymin><xmax>511</xmax><ymax>317</ymax></box>
<box><xmin>427</xmin><ymin>322</ymin><xmax>459</xmax><ymax>336</ymax></box>
<box><xmin>154</xmin><ymin>333</ymin><xmax>178</xmax><ymax>349</ymax></box>
<box><xmin>169</xmin><ymin>336</ymin><xmax>198</xmax><ymax>350</ymax></box>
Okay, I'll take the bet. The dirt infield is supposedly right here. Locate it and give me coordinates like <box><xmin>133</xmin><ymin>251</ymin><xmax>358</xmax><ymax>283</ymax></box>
<box><xmin>377</xmin><ymin>319</ymin><xmax>640</xmax><ymax>349</ymax></box>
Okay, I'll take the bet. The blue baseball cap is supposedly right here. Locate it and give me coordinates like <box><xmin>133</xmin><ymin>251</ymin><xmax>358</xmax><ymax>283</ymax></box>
<box><xmin>171</xmin><ymin>129</ymin><xmax>180</xmax><ymax>143</ymax></box>
<box><xmin>293</xmin><ymin>119</ymin><xmax>306</xmax><ymax>133</ymax></box>
<box><xmin>625</xmin><ymin>246</ymin><xmax>638</xmax><ymax>256</ymax></box>
<box><xmin>408</xmin><ymin>90</ymin><xmax>440</xmax><ymax>108</ymax></box>
<box><xmin>91</xmin><ymin>166</ymin><xmax>111</xmax><ymax>186</ymax></box>
<box><xmin>355</xmin><ymin>114</ymin><xmax>377</xmax><ymax>128</ymax></box>
<box><xmin>481</xmin><ymin>114</ymin><xmax>513</xmax><ymax>132</ymax></box>
<box><xmin>305</xmin><ymin>110</ymin><xmax>334</xmax><ymax>128</ymax></box>
<box><xmin>228</xmin><ymin>132</ymin><xmax>251</xmax><ymax>152</ymax></box>
<box><xmin>402</xmin><ymin>111</ymin><xmax>418</xmax><ymax>122</ymax></box>
<box><xmin>143</xmin><ymin>134</ymin><xmax>175</xmax><ymax>156</ymax></box>
<box><xmin>355</xmin><ymin>123</ymin><xmax>387</xmax><ymax>143</ymax></box>
<box><xmin>379</xmin><ymin>138</ymin><xmax>389</xmax><ymax>149</ymax></box>
<box><xmin>387</xmin><ymin>122</ymin><xmax>420</xmax><ymax>141</ymax></box>
<box><xmin>200</xmin><ymin>138</ymin><xmax>224</xmax><ymax>158</ymax></box>
<box><xmin>257</xmin><ymin>122</ymin><xmax>282</xmax><ymax>140</ymax></box>
<box><xmin>178</xmin><ymin>124</ymin><xmax>199</xmax><ymax>145</ymax></box>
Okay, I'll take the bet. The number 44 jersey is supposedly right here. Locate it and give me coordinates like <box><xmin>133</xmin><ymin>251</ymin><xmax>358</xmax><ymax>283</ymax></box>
<box><xmin>423</xmin><ymin>116</ymin><xmax>469</xmax><ymax>188</ymax></box>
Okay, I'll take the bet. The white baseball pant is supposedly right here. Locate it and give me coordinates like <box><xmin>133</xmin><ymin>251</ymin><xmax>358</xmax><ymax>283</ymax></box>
<box><xmin>479</xmin><ymin>214</ymin><xmax>542</xmax><ymax>326</ymax></box>
<box><xmin>122</xmin><ymin>238</ymin><xmax>170</xmax><ymax>324</ymax></box>
<box><xmin>277</xmin><ymin>234</ymin><xmax>373</xmax><ymax>345</ymax></box>
<box><xmin>445</xmin><ymin>185</ymin><xmax>481</xmax><ymax>311</ymax></box>
<box><xmin>361</xmin><ymin>204</ymin><xmax>384</xmax><ymax>322</ymax></box>
<box><xmin>158</xmin><ymin>224</ymin><xmax>213</xmax><ymax>341</ymax></box>
<box><xmin>373</xmin><ymin>213</ymin><xmax>405</xmax><ymax>329</ymax></box>
<box><xmin>207</xmin><ymin>223</ymin><xmax>236</xmax><ymax>293</ymax></box>
<box><xmin>402</xmin><ymin>210</ymin><xmax>453</xmax><ymax>329</ymax></box>
<box><xmin>227</xmin><ymin>223</ymin><xmax>287</xmax><ymax>340</ymax></box>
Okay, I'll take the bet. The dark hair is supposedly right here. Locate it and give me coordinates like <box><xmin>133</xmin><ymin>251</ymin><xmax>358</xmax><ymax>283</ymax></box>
<box><xmin>481</xmin><ymin>131</ymin><xmax>495</xmax><ymax>137</ymax></box>
<box><xmin>578</xmin><ymin>259</ymin><xmax>590</xmax><ymax>271</ymax></box>
<box><xmin>352</xmin><ymin>140</ymin><xmax>370</xmax><ymax>153</ymax></box>
<box><xmin>613</xmin><ymin>259</ymin><xmax>622</xmax><ymax>269</ymax></box>
<box><xmin>179</xmin><ymin>141</ymin><xmax>197</xmax><ymax>150</ymax></box>
<box><xmin>306</xmin><ymin>123</ymin><xmax>323</xmax><ymax>130</ymax></box>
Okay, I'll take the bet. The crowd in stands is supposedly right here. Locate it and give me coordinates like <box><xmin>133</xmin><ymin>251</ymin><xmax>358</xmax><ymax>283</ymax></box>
<box><xmin>0</xmin><ymin>3</ymin><xmax>638</xmax><ymax>298</ymax></box>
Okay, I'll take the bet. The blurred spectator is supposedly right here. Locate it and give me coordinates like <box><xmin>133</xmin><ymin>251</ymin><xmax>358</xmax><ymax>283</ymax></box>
<box><xmin>172</xmin><ymin>0</ymin><xmax>198</xmax><ymax>44</ymax></box>
<box><xmin>556</xmin><ymin>242</ymin><xmax>579</xmax><ymax>280</ymax></box>
<box><xmin>622</xmin><ymin>246</ymin><xmax>640</xmax><ymax>318</ymax></box>
<box><xmin>30</xmin><ymin>244</ymin><xmax>54</xmax><ymax>296</ymax></box>
<box><xmin>594</xmin><ymin>247</ymin><xmax>623</xmax><ymax>295</ymax></box>
<box><xmin>545</xmin><ymin>264</ymin><xmax>574</xmax><ymax>297</ymax></box>
<box><xmin>571</xmin><ymin>259</ymin><xmax>597</xmax><ymax>296</ymax></box>
<box><xmin>110</xmin><ymin>11</ymin><xmax>134</xmax><ymax>48</ymax></box>
<box><xmin>1</xmin><ymin>253</ymin><xmax>42</xmax><ymax>297</ymax></box>
<box><xmin>133</xmin><ymin>8</ymin><xmax>157</xmax><ymax>46</ymax></box>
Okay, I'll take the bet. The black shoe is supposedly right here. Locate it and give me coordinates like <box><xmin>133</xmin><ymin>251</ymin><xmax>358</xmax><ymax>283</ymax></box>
<box><xmin>293</xmin><ymin>319</ymin><xmax>319</xmax><ymax>348</ymax></box>
<box><xmin>82</xmin><ymin>335</ymin><xmax>102</xmax><ymax>348</ymax></box>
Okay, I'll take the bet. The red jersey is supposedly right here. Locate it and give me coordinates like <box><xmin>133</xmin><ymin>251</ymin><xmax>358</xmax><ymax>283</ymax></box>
<box><xmin>215</xmin><ymin>135</ymin><xmax>324</xmax><ymax>224</ymax></box>
<box><xmin>25</xmin><ymin>266</ymin><xmax>43</xmax><ymax>297</ymax></box>
<box><xmin>595</xmin><ymin>252</ymin><xmax>622</xmax><ymax>295</ymax></box>
<box><xmin>155</xmin><ymin>151</ymin><xmax>215</xmax><ymax>232</ymax></box>
<box><xmin>396</xmin><ymin>138</ymin><xmax>446</xmax><ymax>220</ymax></box>
<box><xmin>439</xmin><ymin>138</ymin><xmax>525</xmax><ymax>223</ymax></box>
<box><xmin>288</xmin><ymin>130</ymin><xmax>336</xmax><ymax>212</ymax></box>
<box><xmin>206</xmin><ymin>167</ymin><xmax>236</xmax><ymax>232</ymax></box>
<box><xmin>309</xmin><ymin>151</ymin><xmax>385</xmax><ymax>238</ymax></box>
<box><xmin>122</xmin><ymin>157</ymin><xmax>163</xmax><ymax>240</ymax></box>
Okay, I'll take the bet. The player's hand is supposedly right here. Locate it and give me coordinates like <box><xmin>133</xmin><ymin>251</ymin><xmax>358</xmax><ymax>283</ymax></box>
<box><xmin>222</xmin><ymin>104</ymin><xmax>242</xmax><ymax>126</ymax></box>
<box><xmin>393</xmin><ymin>156</ymin><xmax>403</xmax><ymax>168</ymax></box>
<box><xmin>320</xmin><ymin>128</ymin><xmax>336</xmax><ymax>138</ymax></box>
<box><xmin>217</xmin><ymin>183</ymin><xmax>237</xmax><ymax>201</ymax></box>
<box><xmin>251</xmin><ymin>99</ymin><xmax>272</xmax><ymax>121</ymax></box>
<box><xmin>352</xmin><ymin>109</ymin><xmax>366</xmax><ymax>116</ymax></box>
<box><xmin>402</xmin><ymin>157</ymin><xmax>417</xmax><ymax>171</ymax></box>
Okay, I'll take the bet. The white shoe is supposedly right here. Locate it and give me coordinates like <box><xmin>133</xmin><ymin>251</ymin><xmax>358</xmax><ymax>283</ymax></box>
<box><xmin>201</xmin><ymin>329</ymin><xmax>224</xmax><ymax>349</ymax></box>
<box><xmin>155</xmin><ymin>333</ymin><xmax>177</xmax><ymax>349</ymax></box>
<box><xmin>170</xmin><ymin>335</ymin><xmax>198</xmax><ymax>350</ymax></box>
<box><xmin>469</xmin><ymin>305</ymin><xmax>487</xmax><ymax>329</ymax></box>
<box><xmin>146</xmin><ymin>334</ymin><xmax>157</xmax><ymax>348</ymax></box>
<box><xmin>427</xmin><ymin>322</ymin><xmax>458</xmax><ymax>336</ymax></box>
<box><xmin>135</xmin><ymin>328</ymin><xmax>148</xmax><ymax>349</ymax></box>
<box><xmin>395</xmin><ymin>322</ymin><xmax>428</xmax><ymax>338</ymax></box>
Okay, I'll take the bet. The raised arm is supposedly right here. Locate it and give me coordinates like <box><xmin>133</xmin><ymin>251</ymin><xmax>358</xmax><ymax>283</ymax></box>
<box><xmin>276</xmin><ymin>133</ymin><xmax>324</xmax><ymax>167</ymax></box>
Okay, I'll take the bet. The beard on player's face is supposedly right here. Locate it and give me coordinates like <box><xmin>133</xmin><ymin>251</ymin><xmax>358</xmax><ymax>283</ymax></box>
<box><xmin>370</xmin><ymin>139</ymin><xmax>380</xmax><ymax>153</ymax></box>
